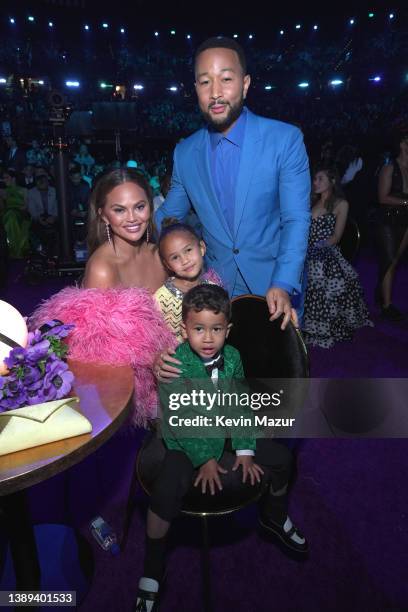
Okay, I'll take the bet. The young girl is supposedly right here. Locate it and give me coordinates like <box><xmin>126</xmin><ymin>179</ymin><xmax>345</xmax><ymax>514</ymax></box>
<box><xmin>303</xmin><ymin>166</ymin><xmax>372</xmax><ymax>348</ymax></box>
<box><xmin>155</xmin><ymin>219</ymin><xmax>222</xmax><ymax>342</ymax></box>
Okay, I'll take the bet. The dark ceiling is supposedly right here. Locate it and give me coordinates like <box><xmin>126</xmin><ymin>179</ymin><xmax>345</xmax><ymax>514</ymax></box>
<box><xmin>10</xmin><ymin>0</ymin><xmax>407</xmax><ymax>29</ymax></box>
<box><xmin>2</xmin><ymin>0</ymin><xmax>405</xmax><ymax>44</ymax></box>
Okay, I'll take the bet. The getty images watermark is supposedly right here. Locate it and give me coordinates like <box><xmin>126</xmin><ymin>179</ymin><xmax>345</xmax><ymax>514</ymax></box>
<box><xmin>166</xmin><ymin>389</ymin><xmax>295</xmax><ymax>430</ymax></box>
<box><xmin>160</xmin><ymin>378</ymin><xmax>408</xmax><ymax>439</ymax></box>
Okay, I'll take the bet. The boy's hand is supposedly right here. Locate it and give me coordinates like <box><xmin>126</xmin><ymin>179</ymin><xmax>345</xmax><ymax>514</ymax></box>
<box><xmin>194</xmin><ymin>459</ymin><xmax>227</xmax><ymax>495</ymax></box>
<box><xmin>232</xmin><ymin>455</ymin><xmax>264</xmax><ymax>485</ymax></box>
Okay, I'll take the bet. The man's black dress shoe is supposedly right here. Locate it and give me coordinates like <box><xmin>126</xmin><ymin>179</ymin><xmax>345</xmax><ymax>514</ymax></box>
<box><xmin>381</xmin><ymin>304</ymin><xmax>405</xmax><ymax>322</ymax></box>
<box><xmin>259</xmin><ymin>513</ymin><xmax>309</xmax><ymax>554</ymax></box>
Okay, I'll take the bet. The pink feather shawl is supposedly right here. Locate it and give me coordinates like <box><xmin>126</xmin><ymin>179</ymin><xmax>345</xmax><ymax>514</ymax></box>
<box><xmin>30</xmin><ymin>287</ymin><xmax>177</xmax><ymax>426</ymax></box>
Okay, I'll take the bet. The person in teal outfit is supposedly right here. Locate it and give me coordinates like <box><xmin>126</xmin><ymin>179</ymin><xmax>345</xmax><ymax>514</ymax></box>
<box><xmin>135</xmin><ymin>284</ymin><xmax>307</xmax><ymax>612</ymax></box>
<box><xmin>0</xmin><ymin>170</ymin><xmax>31</xmax><ymax>258</ymax></box>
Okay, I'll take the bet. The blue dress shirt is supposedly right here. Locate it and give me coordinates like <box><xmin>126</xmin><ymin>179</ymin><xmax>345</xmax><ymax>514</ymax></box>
<box><xmin>209</xmin><ymin>107</ymin><xmax>247</xmax><ymax>233</ymax></box>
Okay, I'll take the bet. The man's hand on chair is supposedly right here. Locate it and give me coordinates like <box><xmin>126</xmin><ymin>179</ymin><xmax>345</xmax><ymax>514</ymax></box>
<box><xmin>266</xmin><ymin>287</ymin><xmax>299</xmax><ymax>330</ymax></box>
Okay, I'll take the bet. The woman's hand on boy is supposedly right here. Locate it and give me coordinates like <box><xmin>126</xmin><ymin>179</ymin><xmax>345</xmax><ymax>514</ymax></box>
<box><xmin>194</xmin><ymin>459</ymin><xmax>227</xmax><ymax>495</ymax></box>
<box><xmin>232</xmin><ymin>455</ymin><xmax>264</xmax><ymax>485</ymax></box>
<box><xmin>154</xmin><ymin>348</ymin><xmax>182</xmax><ymax>382</ymax></box>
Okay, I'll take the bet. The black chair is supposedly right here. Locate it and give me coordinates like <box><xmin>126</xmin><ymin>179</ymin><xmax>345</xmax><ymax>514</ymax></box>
<box><xmin>134</xmin><ymin>432</ymin><xmax>267</xmax><ymax>612</ymax></box>
<box><xmin>229</xmin><ymin>295</ymin><xmax>309</xmax><ymax>378</ymax></box>
<box><xmin>123</xmin><ymin>296</ymin><xmax>309</xmax><ymax>611</ymax></box>
<box><xmin>339</xmin><ymin>216</ymin><xmax>361</xmax><ymax>262</ymax></box>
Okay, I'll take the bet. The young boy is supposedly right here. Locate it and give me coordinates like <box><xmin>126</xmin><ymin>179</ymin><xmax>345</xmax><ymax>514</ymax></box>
<box><xmin>136</xmin><ymin>284</ymin><xmax>307</xmax><ymax>611</ymax></box>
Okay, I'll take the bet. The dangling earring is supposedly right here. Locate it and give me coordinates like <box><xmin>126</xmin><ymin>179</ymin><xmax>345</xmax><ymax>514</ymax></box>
<box><xmin>105</xmin><ymin>222</ymin><xmax>112</xmax><ymax>246</ymax></box>
<box><xmin>146</xmin><ymin>225</ymin><xmax>150</xmax><ymax>244</ymax></box>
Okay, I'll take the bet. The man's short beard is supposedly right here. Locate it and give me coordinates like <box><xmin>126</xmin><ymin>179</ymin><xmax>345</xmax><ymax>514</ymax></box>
<box><xmin>202</xmin><ymin>98</ymin><xmax>245</xmax><ymax>132</ymax></box>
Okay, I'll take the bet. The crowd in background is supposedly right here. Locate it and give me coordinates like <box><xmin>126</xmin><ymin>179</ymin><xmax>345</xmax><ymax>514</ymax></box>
<box><xmin>0</xmin><ymin>125</ymin><xmax>397</xmax><ymax>267</ymax></box>
<box><xmin>0</xmin><ymin>15</ymin><xmax>407</xmax><ymax>143</ymax></box>
<box><xmin>0</xmin><ymin>15</ymin><xmax>407</xmax><ymax>270</ymax></box>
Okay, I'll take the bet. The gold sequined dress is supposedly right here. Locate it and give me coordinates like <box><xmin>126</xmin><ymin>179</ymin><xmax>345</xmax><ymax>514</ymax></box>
<box><xmin>154</xmin><ymin>272</ymin><xmax>221</xmax><ymax>343</ymax></box>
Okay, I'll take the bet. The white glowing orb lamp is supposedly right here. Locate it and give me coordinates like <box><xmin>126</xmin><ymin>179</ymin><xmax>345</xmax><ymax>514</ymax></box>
<box><xmin>0</xmin><ymin>301</ymin><xmax>28</xmax><ymax>375</ymax></box>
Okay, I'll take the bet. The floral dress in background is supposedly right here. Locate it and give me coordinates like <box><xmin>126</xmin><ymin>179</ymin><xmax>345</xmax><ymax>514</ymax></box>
<box><xmin>303</xmin><ymin>213</ymin><xmax>373</xmax><ymax>348</ymax></box>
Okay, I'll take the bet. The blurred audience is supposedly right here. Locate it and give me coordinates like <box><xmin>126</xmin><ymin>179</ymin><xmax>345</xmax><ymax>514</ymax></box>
<box><xmin>27</xmin><ymin>170</ymin><xmax>59</xmax><ymax>256</ymax></box>
<box><xmin>375</xmin><ymin>128</ymin><xmax>408</xmax><ymax>321</ymax></box>
<box><xmin>0</xmin><ymin>168</ymin><xmax>30</xmax><ymax>258</ymax></box>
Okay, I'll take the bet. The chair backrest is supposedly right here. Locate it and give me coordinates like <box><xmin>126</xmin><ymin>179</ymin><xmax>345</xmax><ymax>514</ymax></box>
<box><xmin>339</xmin><ymin>216</ymin><xmax>360</xmax><ymax>262</ymax></box>
<box><xmin>229</xmin><ymin>295</ymin><xmax>309</xmax><ymax>378</ymax></box>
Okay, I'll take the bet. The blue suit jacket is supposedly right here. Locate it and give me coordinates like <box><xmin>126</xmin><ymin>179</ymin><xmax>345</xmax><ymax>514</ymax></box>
<box><xmin>156</xmin><ymin>110</ymin><xmax>311</xmax><ymax>296</ymax></box>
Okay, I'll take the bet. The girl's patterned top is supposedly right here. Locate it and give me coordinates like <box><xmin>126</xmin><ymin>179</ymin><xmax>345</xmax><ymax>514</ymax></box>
<box><xmin>154</xmin><ymin>270</ymin><xmax>223</xmax><ymax>343</ymax></box>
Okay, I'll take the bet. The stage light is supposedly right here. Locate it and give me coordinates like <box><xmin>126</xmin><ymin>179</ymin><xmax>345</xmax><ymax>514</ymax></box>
<box><xmin>66</xmin><ymin>80</ymin><xmax>80</xmax><ymax>87</ymax></box>
<box><xmin>38</xmin><ymin>80</ymin><xmax>44</xmax><ymax>85</ymax></box>
<box><xmin>233</xmin><ymin>34</ymin><xmax>238</xmax><ymax>38</ymax></box>
<box><xmin>389</xmin><ymin>13</ymin><xmax>395</xmax><ymax>19</ymax></box>
<box><xmin>0</xmin><ymin>79</ymin><xmax>7</xmax><ymax>84</ymax></box>
<box><xmin>102</xmin><ymin>23</ymin><xmax>109</xmax><ymax>29</ymax></box>
<box><xmin>330</xmin><ymin>79</ymin><xmax>343</xmax><ymax>86</ymax></box>
<box><xmin>313</xmin><ymin>25</ymin><xmax>318</xmax><ymax>31</ymax></box>
<box><xmin>133</xmin><ymin>84</ymin><xmax>144</xmax><ymax>90</ymax></box>
<box><xmin>369</xmin><ymin>76</ymin><xmax>381</xmax><ymax>82</ymax></box>
<box><xmin>100</xmin><ymin>83</ymin><xmax>107</xmax><ymax>88</ymax></box>
<box><xmin>84</xmin><ymin>24</ymin><xmax>90</xmax><ymax>31</ymax></box>
<box><xmin>280</xmin><ymin>30</ymin><xmax>284</xmax><ymax>35</ymax></box>
<box><xmin>248</xmin><ymin>34</ymin><xmax>253</xmax><ymax>39</ymax></box>
<box><xmin>368</xmin><ymin>12</ymin><xmax>374</xmax><ymax>18</ymax></box>
<box><xmin>9</xmin><ymin>18</ymin><xmax>15</xmax><ymax>24</ymax></box>
<box><xmin>298</xmin><ymin>82</ymin><xmax>309</xmax><ymax>88</ymax></box>
<box><xmin>48</xmin><ymin>22</ymin><xmax>53</xmax><ymax>28</ymax></box>
<box><xmin>170</xmin><ymin>30</ymin><xmax>176</xmax><ymax>35</ymax></box>
<box><xmin>349</xmin><ymin>18</ymin><xmax>355</xmax><ymax>25</ymax></box>
<box><xmin>28</xmin><ymin>16</ymin><xmax>34</xmax><ymax>22</ymax></box>
<box><xmin>169</xmin><ymin>86</ymin><xmax>178</xmax><ymax>92</ymax></box>
<box><xmin>186</xmin><ymin>34</ymin><xmax>191</xmax><ymax>39</ymax></box>
<box><xmin>120</xmin><ymin>28</ymin><xmax>125</xmax><ymax>33</ymax></box>
<box><xmin>154</xmin><ymin>31</ymin><xmax>159</xmax><ymax>37</ymax></box>
<box><xmin>295</xmin><ymin>24</ymin><xmax>301</xmax><ymax>30</ymax></box>
<box><xmin>264</xmin><ymin>85</ymin><xmax>272</xmax><ymax>90</ymax></box>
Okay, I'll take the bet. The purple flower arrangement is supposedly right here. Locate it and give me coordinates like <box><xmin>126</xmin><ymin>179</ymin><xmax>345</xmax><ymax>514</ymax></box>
<box><xmin>0</xmin><ymin>320</ymin><xmax>75</xmax><ymax>412</ymax></box>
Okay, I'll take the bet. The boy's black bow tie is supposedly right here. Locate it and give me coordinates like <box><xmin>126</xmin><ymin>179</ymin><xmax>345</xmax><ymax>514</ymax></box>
<box><xmin>205</xmin><ymin>355</ymin><xmax>224</xmax><ymax>375</ymax></box>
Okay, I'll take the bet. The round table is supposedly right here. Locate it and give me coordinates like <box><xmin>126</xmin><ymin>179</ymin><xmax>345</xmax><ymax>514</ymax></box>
<box><xmin>0</xmin><ymin>362</ymin><xmax>134</xmax><ymax>595</ymax></box>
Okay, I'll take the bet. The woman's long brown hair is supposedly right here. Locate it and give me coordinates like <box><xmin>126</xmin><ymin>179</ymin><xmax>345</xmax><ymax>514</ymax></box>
<box><xmin>87</xmin><ymin>168</ymin><xmax>156</xmax><ymax>254</ymax></box>
<box><xmin>312</xmin><ymin>165</ymin><xmax>345</xmax><ymax>214</ymax></box>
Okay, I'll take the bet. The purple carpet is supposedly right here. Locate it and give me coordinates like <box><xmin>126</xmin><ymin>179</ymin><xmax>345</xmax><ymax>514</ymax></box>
<box><xmin>1</xmin><ymin>247</ymin><xmax>408</xmax><ymax>612</ymax></box>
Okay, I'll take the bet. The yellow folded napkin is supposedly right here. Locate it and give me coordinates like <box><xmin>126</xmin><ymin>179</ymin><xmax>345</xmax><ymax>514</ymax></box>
<box><xmin>0</xmin><ymin>397</ymin><xmax>92</xmax><ymax>457</ymax></box>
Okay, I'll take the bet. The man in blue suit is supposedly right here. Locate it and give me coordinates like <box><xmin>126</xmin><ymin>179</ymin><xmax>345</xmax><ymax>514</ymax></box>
<box><xmin>156</xmin><ymin>37</ymin><xmax>310</xmax><ymax>329</ymax></box>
